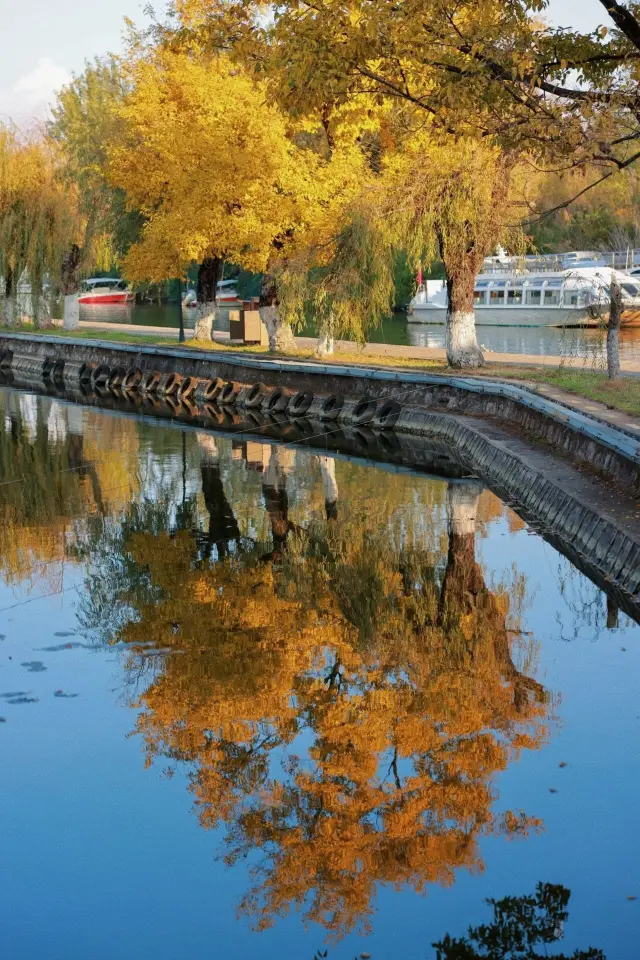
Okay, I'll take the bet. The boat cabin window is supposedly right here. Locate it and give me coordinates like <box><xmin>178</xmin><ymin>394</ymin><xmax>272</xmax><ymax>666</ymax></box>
<box><xmin>473</xmin><ymin>288</ymin><xmax>487</xmax><ymax>305</ymax></box>
<box><xmin>507</xmin><ymin>285</ymin><xmax>523</xmax><ymax>305</ymax></box>
<box><xmin>564</xmin><ymin>290</ymin><xmax>580</xmax><ymax>306</ymax></box>
<box><xmin>85</xmin><ymin>279</ymin><xmax>125</xmax><ymax>290</ymax></box>
<box><xmin>622</xmin><ymin>283</ymin><xmax>640</xmax><ymax>297</ymax></box>
<box><xmin>524</xmin><ymin>278</ymin><xmax>545</xmax><ymax>306</ymax></box>
<box><xmin>489</xmin><ymin>281</ymin><xmax>506</xmax><ymax>305</ymax></box>
<box><xmin>544</xmin><ymin>279</ymin><xmax>562</xmax><ymax>306</ymax></box>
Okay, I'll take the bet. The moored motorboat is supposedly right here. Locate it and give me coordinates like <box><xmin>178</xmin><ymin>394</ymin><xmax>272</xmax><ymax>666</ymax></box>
<box><xmin>408</xmin><ymin>267</ymin><xmax>640</xmax><ymax>327</ymax></box>
<box><xmin>182</xmin><ymin>279</ymin><xmax>241</xmax><ymax>311</ymax></box>
<box><xmin>78</xmin><ymin>279</ymin><xmax>135</xmax><ymax>306</ymax></box>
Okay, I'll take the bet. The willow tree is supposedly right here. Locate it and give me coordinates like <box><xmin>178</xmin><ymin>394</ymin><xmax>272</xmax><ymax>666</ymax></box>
<box><xmin>381</xmin><ymin>137</ymin><xmax>524</xmax><ymax>367</ymax></box>
<box><xmin>0</xmin><ymin>127</ymin><xmax>80</xmax><ymax>327</ymax></box>
<box><xmin>50</xmin><ymin>56</ymin><xmax>141</xmax><ymax>328</ymax></box>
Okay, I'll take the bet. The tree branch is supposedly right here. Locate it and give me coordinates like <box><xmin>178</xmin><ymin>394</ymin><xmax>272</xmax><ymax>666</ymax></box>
<box><xmin>520</xmin><ymin>148</ymin><xmax>640</xmax><ymax>225</ymax></box>
<box><xmin>598</xmin><ymin>0</ymin><xmax>640</xmax><ymax>52</ymax></box>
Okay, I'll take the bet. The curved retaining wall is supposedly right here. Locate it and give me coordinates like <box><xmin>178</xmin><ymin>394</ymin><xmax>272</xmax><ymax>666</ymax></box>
<box><xmin>1</xmin><ymin>333</ymin><xmax>639</xmax><ymax>613</ymax></box>
<box><xmin>0</xmin><ymin>332</ymin><xmax>638</xmax><ymax>492</ymax></box>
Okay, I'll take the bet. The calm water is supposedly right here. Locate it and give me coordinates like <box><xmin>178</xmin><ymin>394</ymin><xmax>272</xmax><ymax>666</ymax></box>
<box><xmin>88</xmin><ymin>301</ymin><xmax>640</xmax><ymax>363</ymax></box>
<box><xmin>0</xmin><ymin>388</ymin><xmax>638</xmax><ymax>959</ymax></box>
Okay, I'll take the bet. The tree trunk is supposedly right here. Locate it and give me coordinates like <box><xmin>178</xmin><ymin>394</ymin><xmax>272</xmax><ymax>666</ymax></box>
<box><xmin>439</xmin><ymin>482</ymin><xmax>484</xmax><ymax>627</ymax></box>
<box><xmin>61</xmin><ymin>245</ymin><xmax>81</xmax><ymax>296</ymax></box>
<box><xmin>319</xmin><ymin>456</ymin><xmax>338</xmax><ymax>520</ymax></box>
<box><xmin>260</xmin><ymin>306</ymin><xmax>296</xmax><ymax>352</ymax></box>
<box><xmin>200</xmin><ymin>461</ymin><xmax>242</xmax><ymax>559</ymax></box>
<box><xmin>194</xmin><ymin>302</ymin><xmax>217</xmax><ymax>340</ymax></box>
<box><xmin>194</xmin><ymin>257</ymin><xmax>220</xmax><ymax>341</ymax></box>
<box><xmin>606</xmin><ymin>595</ymin><xmax>619</xmax><ymax>630</ymax></box>
<box><xmin>63</xmin><ymin>295</ymin><xmax>80</xmax><ymax>330</ymax></box>
<box><xmin>445</xmin><ymin>274</ymin><xmax>484</xmax><ymax>369</ymax></box>
<box><xmin>61</xmin><ymin>245</ymin><xmax>81</xmax><ymax>331</ymax></box>
<box><xmin>259</xmin><ymin>273</ymin><xmax>296</xmax><ymax>353</ymax></box>
<box><xmin>3</xmin><ymin>269</ymin><xmax>15</xmax><ymax>326</ymax></box>
<box><xmin>315</xmin><ymin>315</ymin><xmax>335</xmax><ymax>357</ymax></box>
<box><xmin>607</xmin><ymin>274</ymin><xmax>623</xmax><ymax>380</ymax></box>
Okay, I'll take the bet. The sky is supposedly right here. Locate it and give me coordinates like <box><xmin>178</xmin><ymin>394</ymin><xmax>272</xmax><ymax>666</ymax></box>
<box><xmin>0</xmin><ymin>0</ymin><xmax>616</xmax><ymax>123</ymax></box>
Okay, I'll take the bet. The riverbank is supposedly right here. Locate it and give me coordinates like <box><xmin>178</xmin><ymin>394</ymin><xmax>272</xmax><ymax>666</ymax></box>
<box><xmin>3</xmin><ymin>320</ymin><xmax>640</xmax><ymax>421</ymax></box>
<box><xmin>2</xmin><ymin>328</ymin><xmax>640</xmax><ymax>614</ymax></box>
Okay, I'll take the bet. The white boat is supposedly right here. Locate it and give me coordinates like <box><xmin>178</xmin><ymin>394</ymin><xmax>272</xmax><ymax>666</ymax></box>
<box><xmin>78</xmin><ymin>278</ymin><xmax>135</xmax><ymax>306</ymax></box>
<box><xmin>408</xmin><ymin>267</ymin><xmax>640</xmax><ymax>327</ymax></box>
<box><xmin>183</xmin><ymin>279</ymin><xmax>240</xmax><ymax>311</ymax></box>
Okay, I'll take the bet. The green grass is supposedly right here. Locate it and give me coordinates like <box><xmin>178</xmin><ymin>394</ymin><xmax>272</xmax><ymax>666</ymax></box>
<box><xmin>485</xmin><ymin>367</ymin><xmax>640</xmax><ymax>418</ymax></box>
<box><xmin>3</xmin><ymin>323</ymin><xmax>640</xmax><ymax>418</ymax></box>
<box><xmin>0</xmin><ymin>323</ymin><xmax>170</xmax><ymax>346</ymax></box>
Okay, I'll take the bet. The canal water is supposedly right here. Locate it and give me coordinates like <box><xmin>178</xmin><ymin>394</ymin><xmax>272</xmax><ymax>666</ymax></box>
<box><xmin>0</xmin><ymin>387</ymin><xmax>638</xmax><ymax>959</ymax></box>
<box><xmin>88</xmin><ymin>301</ymin><xmax>640</xmax><ymax>364</ymax></box>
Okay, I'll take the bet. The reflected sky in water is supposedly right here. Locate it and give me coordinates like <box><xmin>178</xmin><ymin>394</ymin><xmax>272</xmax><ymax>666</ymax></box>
<box><xmin>0</xmin><ymin>388</ymin><xmax>638</xmax><ymax>959</ymax></box>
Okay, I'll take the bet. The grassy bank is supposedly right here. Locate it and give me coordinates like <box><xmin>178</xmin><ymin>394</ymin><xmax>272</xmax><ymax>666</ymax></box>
<box><xmin>485</xmin><ymin>367</ymin><xmax>640</xmax><ymax>418</ymax></box>
<box><xmin>2</xmin><ymin>323</ymin><xmax>640</xmax><ymax>419</ymax></box>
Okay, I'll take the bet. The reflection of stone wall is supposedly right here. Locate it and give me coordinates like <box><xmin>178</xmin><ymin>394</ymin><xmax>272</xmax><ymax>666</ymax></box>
<box><xmin>1</xmin><ymin>333</ymin><xmax>638</xmax><ymax>615</ymax></box>
<box><xmin>1</xmin><ymin>332</ymin><xmax>636</xmax><ymax>491</ymax></box>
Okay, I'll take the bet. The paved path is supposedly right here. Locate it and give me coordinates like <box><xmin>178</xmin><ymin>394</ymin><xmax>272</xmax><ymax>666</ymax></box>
<box><xmin>78</xmin><ymin>319</ymin><xmax>640</xmax><ymax>370</ymax></box>
<box><xmin>75</xmin><ymin>320</ymin><xmax>640</xmax><ymax>438</ymax></box>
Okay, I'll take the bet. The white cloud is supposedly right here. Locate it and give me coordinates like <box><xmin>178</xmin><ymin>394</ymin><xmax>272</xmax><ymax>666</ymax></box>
<box><xmin>0</xmin><ymin>57</ymin><xmax>71</xmax><ymax>123</ymax></box>
<box><xmin>14</xmin><ymin>57</ymin><xmax>71</xmax><ymax>104</ymax></box>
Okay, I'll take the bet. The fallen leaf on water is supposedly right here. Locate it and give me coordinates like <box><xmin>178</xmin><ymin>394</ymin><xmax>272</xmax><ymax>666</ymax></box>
<box><xmin>627</xmin><ymin>896</ymin><xmax>637</xmax><ymax>901</ymax></box>
<box><xmin>559</xmin><ymin>762</ymin><xmax>568</xmax><ymax>768</ymax></box>
<box><xmin>549</xmin><ymin>788</ymin><xmax>558</xmax><ymax>794</ymax></box>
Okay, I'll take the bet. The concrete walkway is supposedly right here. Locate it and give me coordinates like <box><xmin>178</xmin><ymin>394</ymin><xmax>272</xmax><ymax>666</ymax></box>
<box><xmin>75</xmin><ymin>319</ymin><xmax>640</xmax><ymax>439</ymax></box>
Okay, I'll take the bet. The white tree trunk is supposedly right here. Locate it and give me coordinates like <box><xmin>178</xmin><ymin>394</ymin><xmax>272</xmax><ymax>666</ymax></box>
<box><xmin>446</xmin><ymin>311</ymin><xmax>485</xmax><ymax>369</ymax></box>
<box><xmin>315</xmin><ymin>331</ymin><xmax>335</xmax><ymax>357</ymax></box>
<box><xmin>315</xmin><ymin>315</ymin><xmax>335</xmax><ymax>356</ymax></box>
<box><xmin>319</xmin><ymin>456</ymin><xmax>338</xmax><ymax>505</ymax></box>
<box><xmin>193</xmin><ymin>301</ymin><xmax>217</xmax><ymax>341</ymax></box>
<box><xmin>607</xmin><ymin>324</ymin><xmax>621</xmax><ymax>379</ymax></box>
<box><xmin>196</xmin><ymin>433</ymin><xmax>219</xmax><ymax>462</ymax></box>
<box><xmin>259</xmin><ymin>305</ymin><xmax>297</xmax><ymax>353</ymax></box>
<box><xmin>36</xmin><ymin>295</ymin><xmax>54</xmax><ymax>328</ymax></box>
<box><xmin>63</xmin><ymin>294</ymin><xmax>80</xmax><ymax>331</ymax></box>
<box><xmin>3</xmin><ymin>296</ymin><xmax>15</xmax><ymax>326</ymax></box>
<box><xmin>448</xmin><ymin>482</ymin><xmax>481</xmax><ymax>537</ymax></box>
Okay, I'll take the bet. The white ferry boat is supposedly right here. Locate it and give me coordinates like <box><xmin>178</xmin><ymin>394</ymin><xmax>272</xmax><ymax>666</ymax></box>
<box><xmin>409</xmin><ymin>268</ymin><xmax>640</xmax><ymax>327</ymax></box>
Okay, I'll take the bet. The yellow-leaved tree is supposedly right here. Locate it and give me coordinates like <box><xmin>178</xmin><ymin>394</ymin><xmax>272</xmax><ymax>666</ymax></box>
<box><xmin>79</xmin><ymin>449</ymin><xmax>553</xmax><ymax>943</ymax></box>
<box><xmin>0</xmin><ymin>127</ymin><xmax>81</xmax><ymax>326</ymax></box>
<box><xmin>110</xmin><ymin>45</ymin><xmax>366</xmax><ymax>350</ymax></box>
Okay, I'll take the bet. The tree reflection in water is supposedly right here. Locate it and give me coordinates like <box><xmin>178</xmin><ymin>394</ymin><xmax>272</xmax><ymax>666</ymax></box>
<box><xmin>433</xmin><ymin>883</ymin><xmax>605</xmax><ymax>959</ymax></box>
<box><xmin>79</xmin><ymin>440</ymin><xmax>555</xmax><ymax>942</ymax></box>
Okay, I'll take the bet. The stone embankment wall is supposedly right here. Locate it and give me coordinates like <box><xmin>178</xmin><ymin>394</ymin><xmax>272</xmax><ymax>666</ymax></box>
<box><xmin>1</xmin><ymin>332</ymin><xmax>639</xmax><ymax>615</ymax></box>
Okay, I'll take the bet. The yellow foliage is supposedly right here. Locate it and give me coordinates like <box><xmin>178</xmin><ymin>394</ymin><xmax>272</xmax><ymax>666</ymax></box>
<box><xmin>106</xmin><ymin>482</ymin><xmax>552</xmax><ymax>942</ymax></box>
<box><xmin>110</xmin><ymin>48</ymin><xmax>366</xmax><ymax>284</ymax></box>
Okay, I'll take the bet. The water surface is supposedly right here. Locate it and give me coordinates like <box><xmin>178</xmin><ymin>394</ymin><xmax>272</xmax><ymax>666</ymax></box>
<box><xmin>0</xmin><ymin>388</ymin><xmax>638</xmax><ymax>959</ymax></box>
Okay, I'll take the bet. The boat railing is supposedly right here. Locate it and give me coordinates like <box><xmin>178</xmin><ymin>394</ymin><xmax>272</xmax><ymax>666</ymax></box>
<box><xmin>482</xmin><ymin>249</ymin><xmax>640</xmax><ymax>275</ymax></box>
